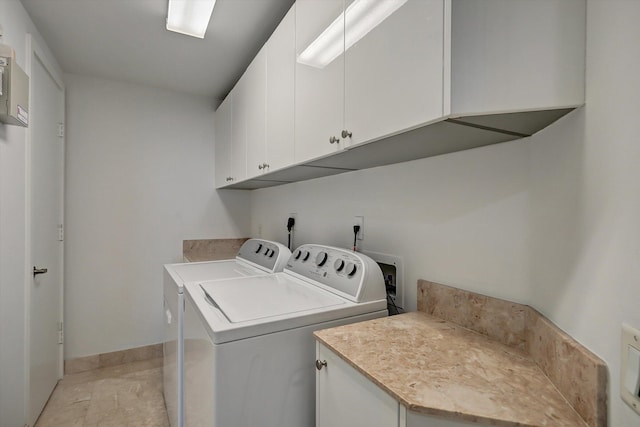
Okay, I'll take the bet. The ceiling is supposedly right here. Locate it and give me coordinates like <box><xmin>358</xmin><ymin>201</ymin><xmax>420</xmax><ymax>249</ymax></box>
<box><xmin>20</xmin><ymin>0</ymin><xmax>295</xmax><ymax>104</ymax></box>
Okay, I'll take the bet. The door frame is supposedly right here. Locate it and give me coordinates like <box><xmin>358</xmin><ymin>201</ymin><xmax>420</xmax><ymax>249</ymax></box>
<box><xmin>24</xmin><ymin>33</ymin><xmax>65</xmax><ymax>424</ymax></box>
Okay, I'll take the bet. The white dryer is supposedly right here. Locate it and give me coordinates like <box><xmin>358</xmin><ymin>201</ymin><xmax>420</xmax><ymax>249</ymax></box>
<box><xmin>183</xmin><ymin>244</ymin><xmax>388</xmax><ymax>427</ymax></box>
<box><xmin>163</xmin><ymin>238</ymin><xmax>291</xmax><ymax>427</ymax></box>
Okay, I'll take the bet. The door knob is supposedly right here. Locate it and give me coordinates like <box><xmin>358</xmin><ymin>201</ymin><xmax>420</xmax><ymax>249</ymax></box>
<box><xmin>329</xmin><ymin>136</ymin><xmax>339</xmax><ymax>144</ymax></box>
<box><xmin>315</xmin><ymin>359</ymin><xmax>327</xmax><ymax>370</ymax></box>
<box><xmin>341</xmin><ymin>129</ymin><xmax>352</xmax><ymax>138</ymax></box>
<box><xmin>33</xmin><ymin>267</ymin><xmax>48</xmax><ymax>276</ymax></box>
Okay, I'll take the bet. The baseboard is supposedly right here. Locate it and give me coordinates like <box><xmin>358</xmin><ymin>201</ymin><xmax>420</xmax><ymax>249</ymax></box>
<box><xmin>64</xmin><ymin>343</ymin><xmax>163</xmax><ymax>375</ymax></box>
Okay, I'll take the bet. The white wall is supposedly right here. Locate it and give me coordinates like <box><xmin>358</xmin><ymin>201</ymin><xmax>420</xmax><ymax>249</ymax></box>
<box><xmin>528</xmin><ymin>2</ymin><xmax>640</xmax><ymax>426</ymax></box>
<box><xmin>0</xmin><ymin>1</ymin><xmax>63</xmax><ymax>425</ymax></box>
<box><xmin>250</xmin><ymin>1</ymin><xmax>640</xmax><ymax>425</ymax></box>
<box><xmin>251</xmin><ymin>139</ymin><xmax>531</xmax><ymax>311</ymax></box>
<box><xmin>64</xmin><ymin>74</ymin><xmax>250</xmax><ymax>359</ymax></box>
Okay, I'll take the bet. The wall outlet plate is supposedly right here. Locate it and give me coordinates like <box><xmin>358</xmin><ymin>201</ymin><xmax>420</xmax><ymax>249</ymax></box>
<box><xmin>621</xmin><ymin>323</ymin><xmax>640</xmax><ymax>415</ymax></box>
<box><xmin>354</xmin><ymin>216</ymin><xmax>364</xmax><ymax>240</ymax></box>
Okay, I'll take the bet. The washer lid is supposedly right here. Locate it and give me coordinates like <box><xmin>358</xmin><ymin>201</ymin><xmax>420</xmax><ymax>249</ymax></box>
<box><xmin>200</xmin><ymin>275</ymin><xmax>345</xmax><ymax>323</ymax></box>
<box><xmin>172</xmin><ymin>260</ymin><xmax>261</xmax><ymax>284</ymax></box>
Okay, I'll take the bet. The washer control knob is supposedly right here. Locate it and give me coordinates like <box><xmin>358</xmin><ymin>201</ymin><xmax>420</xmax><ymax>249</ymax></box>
<box><xmin>255</xmin><ymin>243</ymin><xmax>263</xmax><ymax>253</ymax></box>
<box><xmin>268</xmin><ymin>249</ymin><xmax>275</xmax><ymax>258</ymax></box>
<box><xmin>301</xmin><ymin>250</ymin><xmax>310</xmax><ymax>261</ymax></box>
<box><xmin>345</xmin><ymin>262</ymin><xmax>357</xmax><ymax>276</ymax></box>
<box><xmin>316</xmin><ymin>252</ymin><xmax>328</xmax><ymax>266</ymax></box>
<box><xmin>294</xmin><ymin>249</ymin><xmax>302</xmax><ymax>260</ymax></box>
<box><xmin>263</xmin><ymin>247</ymin><xmax>270</xmax><ymax>256</ymax></box>
<box><xmin>334</xmin><ymin>259</ymin><xmax>345</xmax><ymax>272</ymax></box>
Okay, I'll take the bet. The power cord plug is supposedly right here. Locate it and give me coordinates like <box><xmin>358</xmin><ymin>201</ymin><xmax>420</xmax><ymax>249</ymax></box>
<box><xmin>287</xmin><ymin>217</ymin><xmax>296</xmax><ymax>250</ymax></box>
<box><xmin>353</xmin><ymin>225</ymin><xmax>360</xmax><ymax>251</ymax></box>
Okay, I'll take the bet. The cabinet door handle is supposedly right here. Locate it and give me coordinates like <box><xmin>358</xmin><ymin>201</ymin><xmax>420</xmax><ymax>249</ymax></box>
<box><xmin>315</xmin><ymin>359</ymin><xmax>327</xmax><ymax>370</ymax></box>
<box><xmin>226</xmin><ymin>177</ymin><xmax>234</xmax><ymax>182</ymax></box>
<box><xmin>329</xmin><ymin>136</ymin><xmax>339</xmax><ymax>144</ymax></box>
<box><xmin>258</xmin><ymin>164</ymin><xmax>264</xmax><ymax>170</ymax></box>
<box><xmin>258</xmin><ymin>163</ymin><xmax>270</xmax><ymax>170</ymax></box>
<box><xmin>341</xmin><ymin>129</ymin><xmax>352</xmax><ymax>139</ymax></box>
<box><xmin>33</xmin><ymin>266</ymin><xmax>48</xmax><ymax>276</ymax></box>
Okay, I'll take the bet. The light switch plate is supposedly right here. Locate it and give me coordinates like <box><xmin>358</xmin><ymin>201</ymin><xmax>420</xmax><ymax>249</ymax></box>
<box><xmin>621</xmin><ymin>323</ymin><xmax>640</xmax><ymax>415</ymax></box>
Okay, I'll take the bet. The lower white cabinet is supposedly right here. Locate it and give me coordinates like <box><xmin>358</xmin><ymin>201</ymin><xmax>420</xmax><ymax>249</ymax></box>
<box><xmin>316</xmin><ymin>342</ymin><xmax>483</xmax><ymax>427</ymax></box>
<box><xmin>316</xmin><ymin>342</ymin><xmax>398</xmax><ymax>427</ymax></box>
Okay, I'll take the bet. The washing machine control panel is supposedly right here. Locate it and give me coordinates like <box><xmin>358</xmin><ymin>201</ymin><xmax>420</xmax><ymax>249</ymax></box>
<box><xmin>236</xmin><ymin>239</ymin><xmax>291</xmax><ymax>272</ymax></box>
<box><xmin>285</xmin><ymin>244</ymin><xmax>384</xmax><ymax>303</ymax></box>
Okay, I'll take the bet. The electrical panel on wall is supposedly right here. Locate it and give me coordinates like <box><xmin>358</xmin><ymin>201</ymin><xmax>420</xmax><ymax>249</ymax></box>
<box><xmin>0</xmin><ymin>43</ymin><xmax>29</xmax><ymax>127</ymax></box>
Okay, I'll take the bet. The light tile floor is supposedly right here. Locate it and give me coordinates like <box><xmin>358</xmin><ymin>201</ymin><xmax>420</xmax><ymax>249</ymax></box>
<box><xmin>34</xmin><ymin>357</ymin><xmax>169</xmax><ymax>427</ymax></box>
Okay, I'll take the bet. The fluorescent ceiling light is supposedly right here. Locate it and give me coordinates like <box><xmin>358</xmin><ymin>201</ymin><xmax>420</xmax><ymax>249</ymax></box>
<box><xmin>297</xmin><ymin>0</ymin><xmax>408</xmax><ymax>69</ymax></box>
<box><xmin>167</xmin><ymin>0</ymin><xmax>217</xmax><ymax>39</ymax></box>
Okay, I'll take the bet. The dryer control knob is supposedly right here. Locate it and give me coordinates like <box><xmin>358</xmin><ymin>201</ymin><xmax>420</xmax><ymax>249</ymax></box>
<box><xmin>345</xmin><ymin>262</ymin><xmax>357</xmax><ymax>276</ymax></box>
<box><xmin>294</xmin><ymin>249</ymin><xmax>302</xmax><ymax>260</ymax></box>
<box><xmin>334</xmin><ymin>259</ymin><xmax>345</xmax><ymax>272</ymax></box>
<box><xmin>302</xmin><ymin>250</ymin><xmax>310</xmax><ymax>261</ymax></box>
<box><xmin>255</xmin><ymin>243</ymin><xmax>263</xmax><ymax>253</ymax></box>
<box><xmin>268</xmin><ymin>249</ymin><xmax>275</xmax><ymax>258</ymax></box>
<box><xmin>316</xmin><ymin>252</ymin><xmax>328</xmax><ymax>266</ymax></box>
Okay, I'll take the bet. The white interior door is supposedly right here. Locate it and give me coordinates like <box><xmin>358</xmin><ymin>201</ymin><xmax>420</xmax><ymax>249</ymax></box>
<box><xmin>27</xmin><ymin>37</ymin><xmax>65</xmax><ymax>426</ymax></box>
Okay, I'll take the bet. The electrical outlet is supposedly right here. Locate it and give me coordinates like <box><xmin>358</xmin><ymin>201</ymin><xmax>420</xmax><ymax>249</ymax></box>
<box><xmin>289</xmin><ymin>212</ymin><xmax>297</xmax><ymax>224</ymax></box>
<box><xmin>354</xmin><ymin>216</ymin><xmax>364</xmax><ymax>240</ymax></box>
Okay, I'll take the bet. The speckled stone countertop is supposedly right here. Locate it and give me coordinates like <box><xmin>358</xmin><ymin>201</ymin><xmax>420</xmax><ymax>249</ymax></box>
<box><xmin>314</xmin><ymin>312</ymin><xmax>588</xmax><ymax>427</ymax></box>
<box><xmin>182</xmin><ymin>238</ymin><xmax>249</xmax><ymax>262</ymax></box>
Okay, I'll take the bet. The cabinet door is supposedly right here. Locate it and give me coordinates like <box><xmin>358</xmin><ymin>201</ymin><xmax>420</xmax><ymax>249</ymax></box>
<box><xmin>245</xmin><ymin>47</ymin><xmax>267</xmax><ymax>179</ymax></box>
<box><xmin>266</xmin><ymin>4</ymin><xmax>295</xmax><ymax>172</ymax></box>
<box><xmin>214</xmin><ymin>94</ymin><xmax>232</xmax><ymax>188</ymax></box>
<box><xmin>344</xmin><ymin>0</ymin><xmax>445</xmax><ymax>148</ymax></box>
<box><xmin>295</xmin><ymin>0</ymin><xmax>345</xmax><ymax>163</ymax></box>
<box><xmin>231</xmin><ymin>76</ymin><xmax>248</xmax><ymax>183</ymax></box>
<box><xmin>403</xmin><ymin>406</ymin><xmax>480</xmax><ymax>427</ymax></box>
<box><xmin>316</xmin><ymin>342</ymin><xmax>398</xmax><ymax>427</ymax></box>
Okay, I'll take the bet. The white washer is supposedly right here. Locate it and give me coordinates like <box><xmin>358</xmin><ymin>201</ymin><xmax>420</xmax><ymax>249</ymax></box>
<box><xmin>163</xmin><ymin>238</ymin><xmax>291</xmax><ymax>427</ymax></box>
<box><xmin>183</xmin><ymin>244</ymin><xmax>388</xmax><ymax>427</ymax></box>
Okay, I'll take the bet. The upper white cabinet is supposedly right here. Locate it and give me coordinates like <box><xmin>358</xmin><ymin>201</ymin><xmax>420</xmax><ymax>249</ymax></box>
<box><xmin>449</xmin><ymin>0</ymin><xmax>585</xmax><ymax>117</ymax></box>
<box><xmin>216</xmin><ymin>0</ymin><xmax>586</xmax><ymax>189</ymax></box>
<box><xmin>344</xmin><ymin>0</ymin><xmax>445</xmax><ymax>148</ymax></box>
<box><xmin>231</xmin><ymin>78</ymin><xmax>248</xmax><ymax>183</ymax></box>
<box><xmin>214</xmin><ymin>94</ymin><xmax>233</xmax><ymax>186</ymax></box>
<box><xmin>265</xmin><ymin>4</ymin><xmax>296</xmax><ymax>172</ymax></box>
<box><xmin>294</xmin><ymin>0</ymin><xmax>345</xmax><ymax>162</ymax></box>
<box><xmin>217</xmin><ymin>5</ymin><xmax>295</xmax><ymax>187</ymax></box>
<box><xmin>244</xmin><ymin>47</ymin><xmax>267</xmax><ymax>180</ymax></box>
<box><xmin>295</xmin><ymin>0</ymin><xmax>445</xmax><ymax>161</ymax></box>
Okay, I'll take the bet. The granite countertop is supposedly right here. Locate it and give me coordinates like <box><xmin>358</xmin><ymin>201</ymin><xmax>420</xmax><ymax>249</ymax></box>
<box><xmin>314</xmin><ymin>312</ymin><xmax>588</xmax><ymax>427</ymax></box>
<box><xmin>182</xmin><ymin>238</ymin><xmax>249</xmax><ymax>262</ymax></box>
